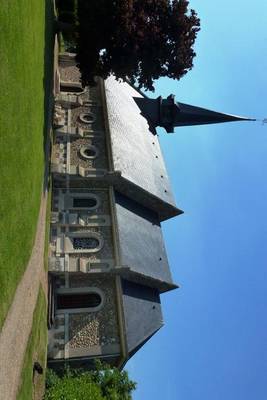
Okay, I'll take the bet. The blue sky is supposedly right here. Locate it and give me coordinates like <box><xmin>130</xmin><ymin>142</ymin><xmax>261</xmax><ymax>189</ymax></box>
<box><xmin>126</xmin><ymin>1</ymin><xmax>267</xmax><ymax>399</ymax></box>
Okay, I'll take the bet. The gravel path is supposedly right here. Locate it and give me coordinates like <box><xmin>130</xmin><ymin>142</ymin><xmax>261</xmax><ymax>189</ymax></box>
<box><xmin>0</xmin><ymin>192</ymin><xmax>48</xmax><ymax>400</ymax></box>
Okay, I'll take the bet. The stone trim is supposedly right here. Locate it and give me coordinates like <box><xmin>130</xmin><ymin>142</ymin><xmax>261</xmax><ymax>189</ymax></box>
<box><xmin>64</xmin><ymin>313</ymin><xmax>70</xmax><ymax>359</ymax></box>
<box><xmin>115</xmin><ymin>276</ymin><xmax>128</xmax><ymax>366</ymax></box>
<box><xmin>99</xmin><ymin>78</ymin><xmax>114</xmax><ymax>172</ymax></box>
<box><xmin>109</xmin><ymin>187</ymin><xmax>121</xmax><ymax>266</ymax></box>
<box><xmin>60</xmin><ymin>81</ymin><xmax>85</xmax><ymax>95</ymax></box>
<box><xmin>62</xmin><ymin>231</ymin><xmax>104</xmax><ymax>254</ymax></box>
<box><xmin>49</xmin><ymin>256</ymin><xmax>114</xmax><ymax>273</ymax></box>
<box><xmin>69</xmin><ymin>344</ymin><xmax>120</xmax><ymax>358</ymax></box>
<box><xmin>50</xmin><ymin>212</ymin><xmax>111</xmax><ymax>227</ymax></box>
<box><xmin>79</xmin><ymin>111</ymin><xmax>96</xmax><ymax>124</ymax></box>
<box><xmin>79</xmin><ymin>144</ymin><xmax>99</xmax><ymax>160</ymax></box>
<box><xmin>64</xmin><ymin>192</ymin><xmax>100</xmax><ymax>211</ymax></box>
<box><xmin>67</xmin><ymin>135</ymin><xmax>71</xmax><ymax>174</ymax></box>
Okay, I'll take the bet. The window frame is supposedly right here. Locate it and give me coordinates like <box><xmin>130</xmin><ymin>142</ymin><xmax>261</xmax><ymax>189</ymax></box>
<box><xmin>56</xmin><ymin>287</ymin><xmax>104</xmax><ymax>313</ymax></box>
<box><xmin>79</xmin><ymin>144</ymin><xmax>99</xmax><ymax>160</ymax></box>
<box><xmin>65</xmin><ymin>193</ymin><xmax>100</xmax><ymax>211</ymax></box>
<box><xmin>64</xmin><ymin>231</ymin><xmax>104</xmax><ymax>254</ymax></box>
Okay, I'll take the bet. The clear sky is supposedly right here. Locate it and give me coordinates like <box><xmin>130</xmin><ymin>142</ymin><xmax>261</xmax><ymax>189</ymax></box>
<box><xmin>126</xmin><ymin>1</ymin><xmax>267</xmax><ymax>399</ymax></box>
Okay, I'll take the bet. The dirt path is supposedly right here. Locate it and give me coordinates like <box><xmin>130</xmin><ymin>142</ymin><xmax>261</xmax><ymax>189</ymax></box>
<box><xmin>0</xmin><ymin>192</ymin><xmax>48</xmax><ymax>400</ymax></box>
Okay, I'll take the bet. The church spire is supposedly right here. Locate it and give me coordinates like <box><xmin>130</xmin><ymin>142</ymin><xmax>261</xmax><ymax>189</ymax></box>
<box><xmin>134</xmin><ymin>94</ymin><xmax>255</xmax><ymax>133</ymax></box>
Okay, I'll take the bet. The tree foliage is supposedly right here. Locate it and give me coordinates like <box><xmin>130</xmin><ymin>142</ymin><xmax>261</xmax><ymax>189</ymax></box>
<box><xmin>44</xmin><ymin>361</ymin><xmax>136</xmax><ymax>400</ymax></box>
<box><xmin>44</xmin><ymin>370</ymin><xmax>103</xmax><ymax>400</ymax></box>
<box><xmin>74</xmin><ymin>0</ymin><xmax>200</xmax><ymax>91</ymax></box>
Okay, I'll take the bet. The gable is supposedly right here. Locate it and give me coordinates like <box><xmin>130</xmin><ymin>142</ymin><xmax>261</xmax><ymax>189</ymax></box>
<box><xmin>115</xmin><ymin>192</ymin><xmax>175</xmax><ymax>288</ymax></box>
<box><xmin>121</xmin><ymin>279</ymin><xmax>163</xmax><ymax>355</ymax></box>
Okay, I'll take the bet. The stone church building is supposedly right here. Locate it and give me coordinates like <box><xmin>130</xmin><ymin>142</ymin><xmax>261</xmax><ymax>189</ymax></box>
<box><xmin>47</xmin><ymin>53</ymin><xmax>253</xmax><ymax>368</ymax></box>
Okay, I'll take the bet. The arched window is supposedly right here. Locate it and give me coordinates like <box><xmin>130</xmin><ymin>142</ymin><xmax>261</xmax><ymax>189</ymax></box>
<box><xmin>72</xmin><ymin>237</ymin><xmax>100</xmax><ymax>250</ymax></box>
<box><xmin>57</xmin><ymin>292</ymin><xmax>102</xmax><ymax>310</ymax></box>
<box><xmin>65</xmin><ymin>232</ymin><xmax>103</xmax><ymax>254</ymax></box>
<box><xmin>71</xmin><ymin>193</ymin><xmax>100</xmax><ymax>210</ymax></box>
<box><xmin>72</xmin><ymin>197</ymin><xmax>97</xmax><ymax>208</ymax></box>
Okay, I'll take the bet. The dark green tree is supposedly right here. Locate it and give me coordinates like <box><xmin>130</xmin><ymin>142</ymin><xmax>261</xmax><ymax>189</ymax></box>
<box><xmin>45</xmin><ymin>361</ymin><xmax>136</xmax><ymax>400</ymax></box>
<box><xmin>74</xmin><ymin>0</ymin><xmax>200</xmax><ymax>90</ymax></box>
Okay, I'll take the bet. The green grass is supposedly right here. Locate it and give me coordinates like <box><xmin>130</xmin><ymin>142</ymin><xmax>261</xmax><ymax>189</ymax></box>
<box><xmin>17</xmin><ymin>287</ymin><xmax>48</xmax><ymax>400</ymax></box>
<box><xmin>0</xmin><ymin>0</ymin><xmax>54</xmax><ymax>328</ymax></box>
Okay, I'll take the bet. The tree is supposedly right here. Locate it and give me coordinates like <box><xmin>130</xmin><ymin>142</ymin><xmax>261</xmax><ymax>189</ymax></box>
<box><xmin>91</xmin><ymin>360</ymin><xmax>136</xmax><ymax>400</ymax></box>
<box><xmin>44</xmin><ymin>361</ymin><xmax>136</xmax><ymax>400</ymax></box>
<box><xmin>44</xmin><ymin>370</ymin><xmax>104</xmax><ymax>400</ymax></box>
<box><xmin>74</xmin><ymin>0</ymin><xmax>200</xmax><ymax>91</ymax></box>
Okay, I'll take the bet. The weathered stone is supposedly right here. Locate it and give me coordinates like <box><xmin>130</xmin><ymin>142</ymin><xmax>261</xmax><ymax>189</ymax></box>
<box><xmin>68</xmin><ymin>277</ymin><xmax>119</xmax><ymax>349</ymax></box>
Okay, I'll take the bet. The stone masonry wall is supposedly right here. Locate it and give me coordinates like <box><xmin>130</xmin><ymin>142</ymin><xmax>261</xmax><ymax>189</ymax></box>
<box><xmin>49</xmin><ymin>57</ymin><xmax>120</xmax><ymax>362</ymax></box>
<box><xmin>68</xmin><ymin>276</ymin><xmax>119</xmax><ymax>348</ymax></box>
<box><xmin>60</xmin><ymin>65</ymin><xmax>81</xmax><ymax>83</ymax></box>
<box><xmin>71</xmin><ymin>106</ymin><xmax>104</xmax><ymax>131</ymax></box>
<box><xmin>70</xmin><ymin>136</ymin><xmax>108</xmax><ymax>170</ymax></box>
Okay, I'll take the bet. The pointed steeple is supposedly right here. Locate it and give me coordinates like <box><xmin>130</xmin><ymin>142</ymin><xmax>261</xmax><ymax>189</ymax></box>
<box><xmin>134</xmin><ymin>94</ymin><xmax>255</xmax><ymax>133</ymax></box>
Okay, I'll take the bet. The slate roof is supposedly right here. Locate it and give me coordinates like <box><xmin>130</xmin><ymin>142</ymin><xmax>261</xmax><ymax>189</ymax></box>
<box><xmin>104</xmin><ymin>76</ymin><xmax>182</xmax><ymax>221</ymax></box>
<box><xmin>115</xmin><ymin>191</ymin><xmax>177</xmax><ymax>292</ymax></box>
<box><xmin>121</xmin><ymin>279</ymin><xmax>164</xmax><ymax>356</ymax></box>
<box><xmin>104</xmin><ymin>77</ymin><xmax>180</xmax><ymax>360</ymax></box>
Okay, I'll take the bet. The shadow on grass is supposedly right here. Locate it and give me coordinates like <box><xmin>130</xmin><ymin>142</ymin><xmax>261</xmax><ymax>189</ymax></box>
<box><xmin>43</xmin><ymin>0</ymin><xmax>56</xmax><ymax>194</ymax></box>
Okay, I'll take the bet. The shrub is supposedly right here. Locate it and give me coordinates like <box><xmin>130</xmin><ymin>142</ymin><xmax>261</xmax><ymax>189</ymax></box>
<box><xmin>45</xmin><ymin>371</ymin><xmax>103</xmax><ymax>400</ymax></box>
<box><xmin>45</xmin><ymin>362</ymin><xmax>136</xmax><ymax>400</ymax></box>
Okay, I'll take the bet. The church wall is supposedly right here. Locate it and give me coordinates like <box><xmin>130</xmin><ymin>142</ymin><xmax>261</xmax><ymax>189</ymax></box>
<box><xmin>68</xmin><ymin>276</ymin><xmax>120</xmax><ymax>350</ymax></box>
<box><xmin>70</xmin><ymin>136</ymin><xmax>108</xmax><ymax>170</ymax></box>
<box><xmin>50</xmin><ymin>187</ymin><xmax>115</xmax><ymax>271</ymax></box>
<box><xmin>59</xmin><ymin>65</ymin><xmax>81</xmax><ymax>83</ymax></box>
<box><xmin>48</xmin><ymin>59</ymin><xmax>122</xmax><ymax>364</ymax></box>
<box><xmin>70</xmin><ymin>105</ymin><xmax>105</xmax><ymax>131</ymax></box>
<box><xmin>47</xmin><ymin>275</ymin><xmax>120</xmax><ymax>360</ymax></box>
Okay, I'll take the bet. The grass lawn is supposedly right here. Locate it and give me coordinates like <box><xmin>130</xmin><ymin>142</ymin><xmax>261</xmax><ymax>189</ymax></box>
<box><xmin>0</xmin><ymin>0</ymin><xmax>54</xmax><ymax>328</ymax></box>
<box><xmin>17</xmin><ymin>287</ymin><xmax>48</xmax><ymax>400</ymax></box>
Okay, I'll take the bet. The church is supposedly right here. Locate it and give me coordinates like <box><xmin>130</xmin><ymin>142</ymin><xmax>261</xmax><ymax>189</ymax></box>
<box><xmin>47</xmin><ymin>52</ymin><xmax>253</xmax><ymax>369</ymax></box>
